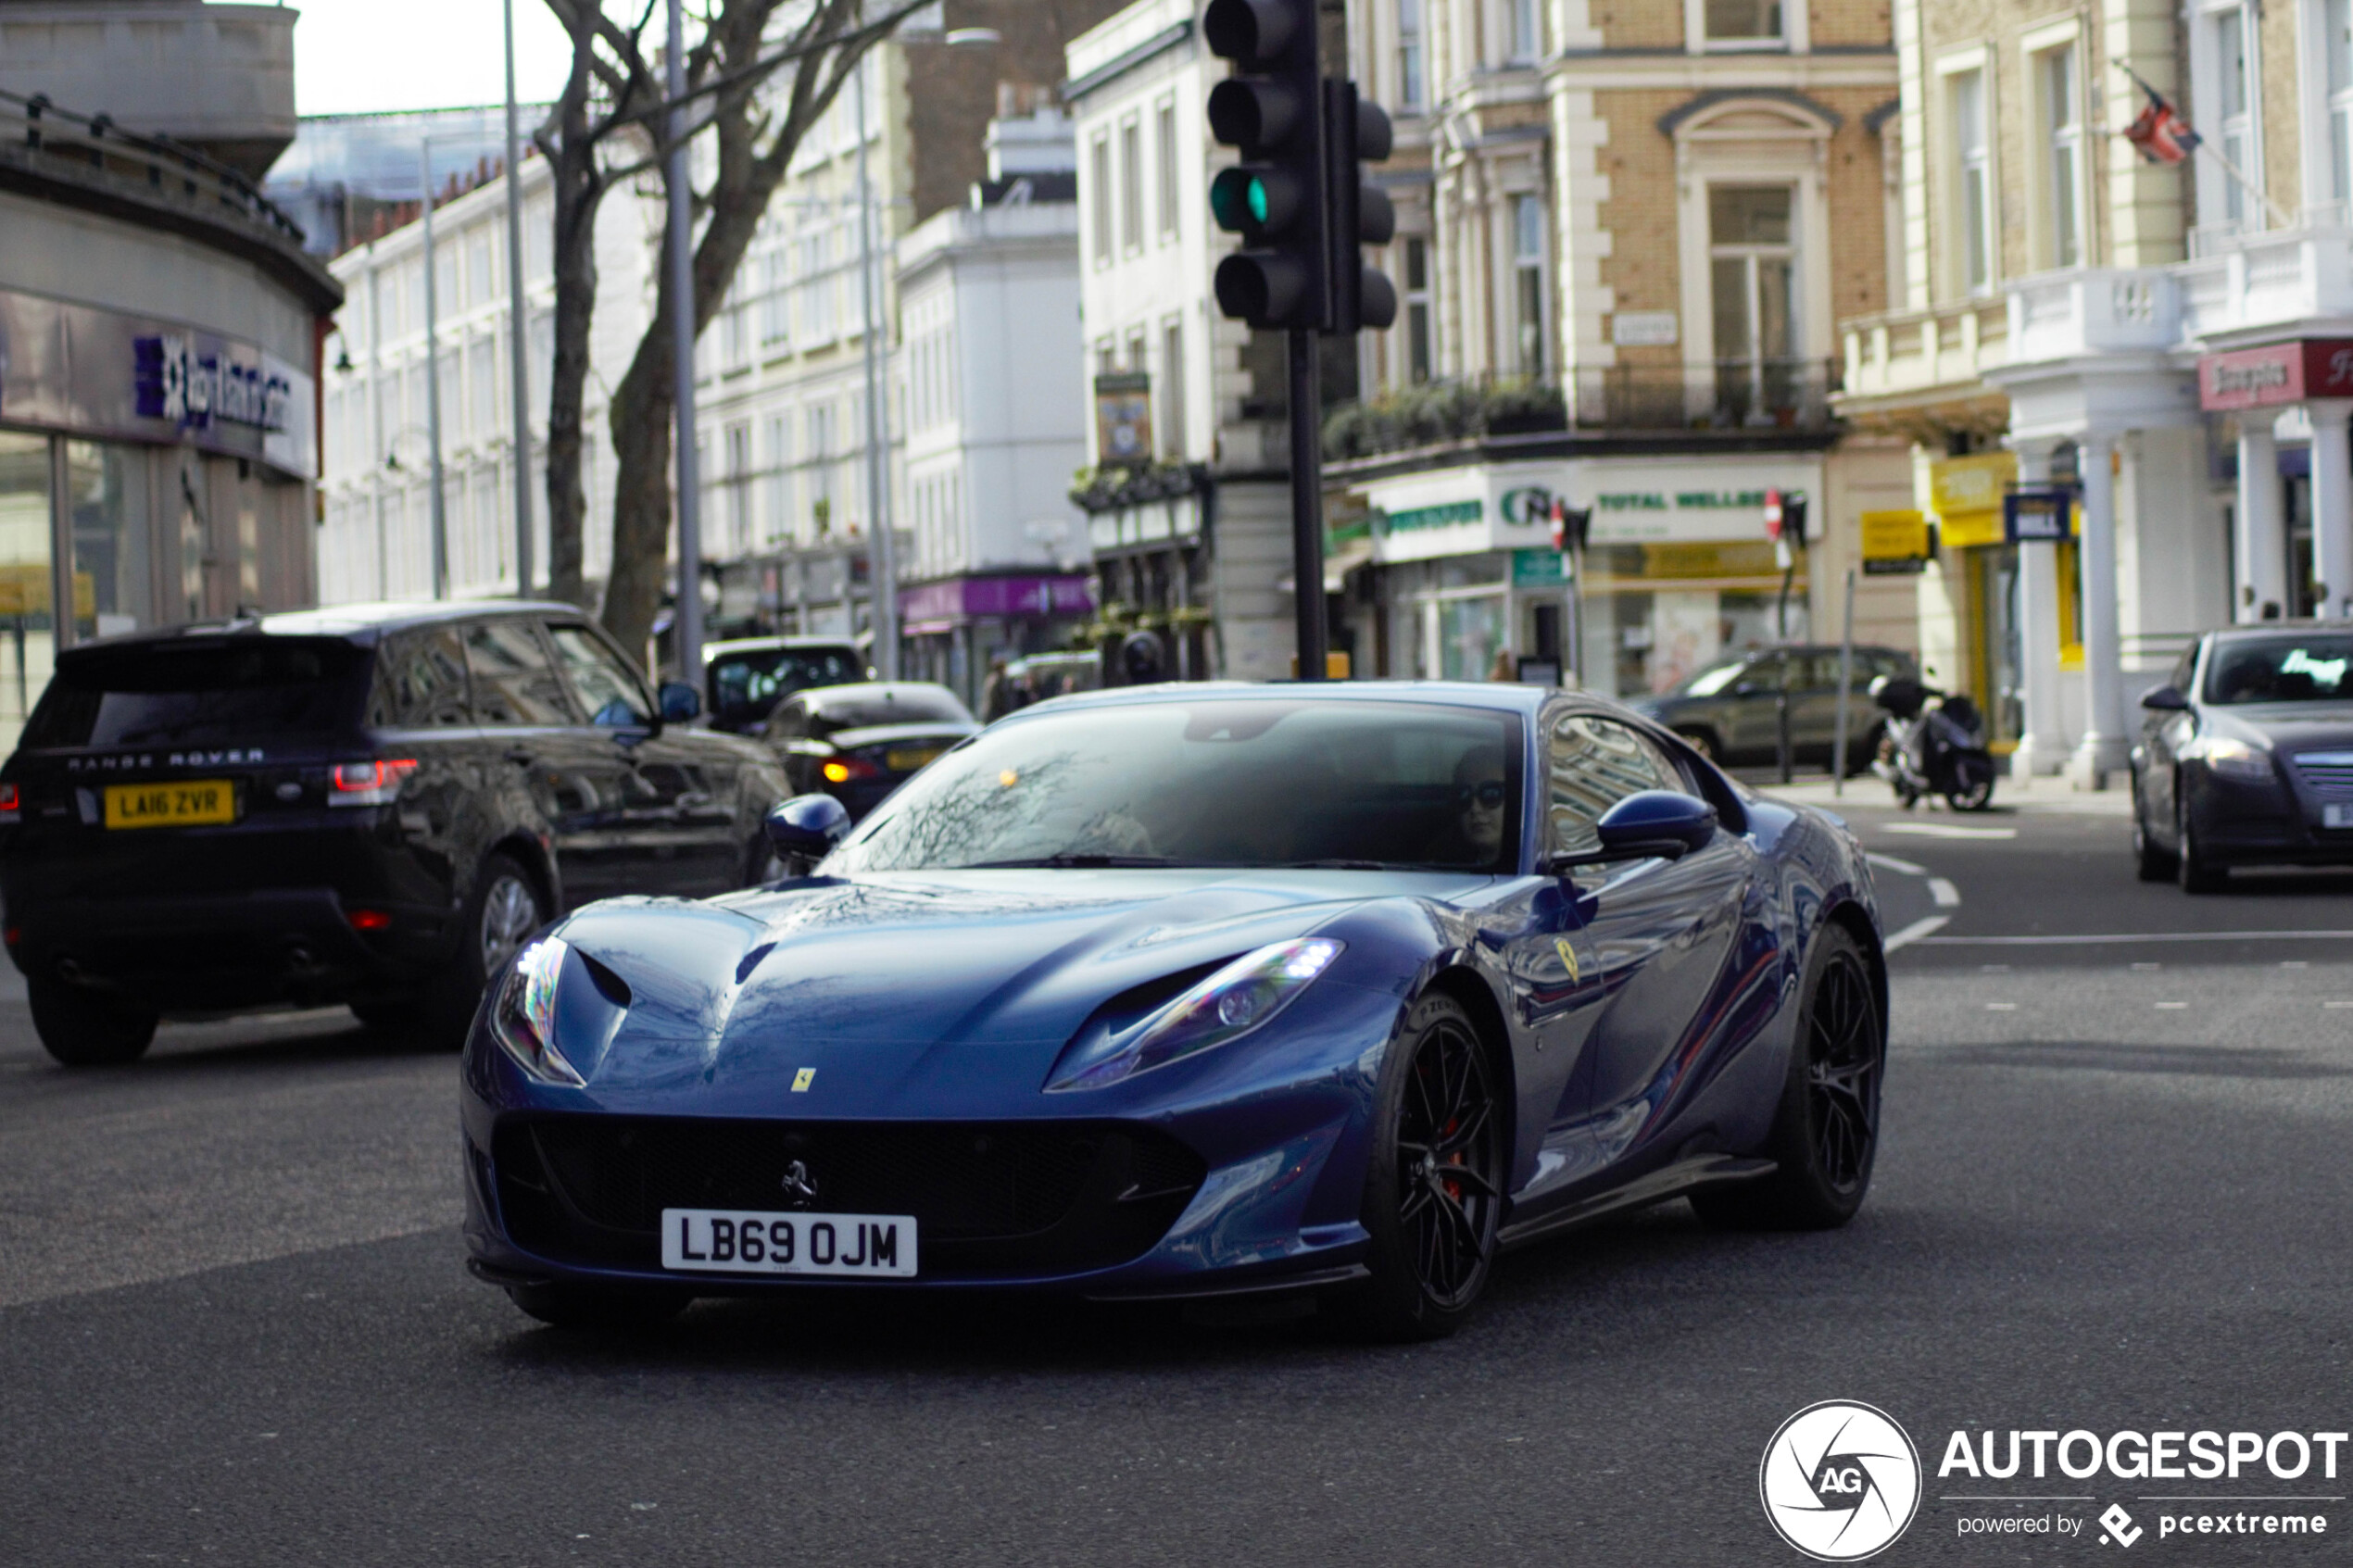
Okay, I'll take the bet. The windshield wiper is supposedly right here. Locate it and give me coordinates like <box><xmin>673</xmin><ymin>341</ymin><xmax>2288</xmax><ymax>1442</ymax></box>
<box><xmin>1283</xmin><ymin>858</ymin><xmax>1458</xmax><ymax>872</ymax></box>
<box><xmin>965</xmin><ymin>853</ymin><xmax>1181</xmax><ymax>869</ymax></box>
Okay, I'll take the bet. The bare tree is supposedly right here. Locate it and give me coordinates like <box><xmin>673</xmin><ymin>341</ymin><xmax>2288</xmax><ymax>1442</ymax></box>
<box><xmin>535</xmin><ymin>0</ymin><xmax>923</xmax><ymax>660</ymax></box>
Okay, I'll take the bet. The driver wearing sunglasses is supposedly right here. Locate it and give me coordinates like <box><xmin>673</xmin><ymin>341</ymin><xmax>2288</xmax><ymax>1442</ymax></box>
<box><xmin>1427</xmin><ymin>744</ymin><xmax>1509</xmax><ymax>867</ymax></box>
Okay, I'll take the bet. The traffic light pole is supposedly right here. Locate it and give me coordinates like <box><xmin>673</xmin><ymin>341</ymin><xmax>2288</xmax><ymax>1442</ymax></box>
<box><xmin>1288</xmin><ymin>329</ymin><xmax>1327</xmax><ymax>682</ymax></box>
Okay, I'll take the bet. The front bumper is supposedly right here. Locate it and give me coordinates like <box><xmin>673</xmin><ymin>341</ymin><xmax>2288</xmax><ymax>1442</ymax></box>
<box><xmin>2187</xmin><ymin>770</ymin><xmax>2353</xmax><ymax>867</ymax></box>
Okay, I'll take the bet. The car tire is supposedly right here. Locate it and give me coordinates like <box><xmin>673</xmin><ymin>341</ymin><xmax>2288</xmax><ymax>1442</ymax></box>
<box><xmin>1675</xmin><ymin>727</ymin><xmax>1720</xmax><ymax>762</ymax></box>
<box><xmin>428</xmin><ymin>852</ymin><xmax>547</xmax><ymax>1047</ymax></box>
<box><xmin>2176</xmin><ymin>790</ymin><xmax>2225</xmax><ymax>894</ymax></box>
<box><xmin>2132</xmin><ymin>775</ymin><xmax>2177</xmax><ymax>883</ymax></box>
<box><xmin>1335</xmin><ymin>991</ymin><xmax>1506</xmax><ymax>1343</ymax></box>
<box><xmin>505</xmin><ymin>1282</ymin><xmax>691</xmax><ymax>1332</ymax></box>
<box><xmin>27</xmin><ymin>977</ymin><xmax>158</xmax><ymax>1067</ymax></box>
<box><xmin>1692</xmin><ymin>925</ymin><xmax>1882</xmax><ymax>1231</ymax></box>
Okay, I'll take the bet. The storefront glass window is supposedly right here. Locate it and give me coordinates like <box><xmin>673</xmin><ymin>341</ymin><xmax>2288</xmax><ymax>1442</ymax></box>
<box><xmin>1437</xmin><ymin>596</ymin><xmax>1505</xmax><ymax>680</ymax></box>
<box><xmin>0</xmin><ymin>432</ymin><xmax>56</xmax><ymax>756</ymax></box>
<box><xmin>66</xmin><ymin>441</ymin><xmax>153</xmax><ymax>641</ymax></box>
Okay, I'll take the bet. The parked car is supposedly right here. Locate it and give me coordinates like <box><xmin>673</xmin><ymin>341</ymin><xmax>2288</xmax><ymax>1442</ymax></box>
<box><xmin>2131</xmin><ymin>623</ymin><xmax>2353</xmax><ymax>891</ymax></box>
<box><xmin>0</xmin><ymin>602</ymin><xmax>795</xmax><ymax>1065</ymax></box>
<box><xmin>701</xmin><ymin>637</ymin><xmax>868</xmax><ymax>734</ymax></box>
<box><xmin>1634</xmin><ymin>645</ymin><xmax>1919</xmax><ymax>769</ymax></box>
<box><xmin>766</xmin><ymin>682</ymin><xmax>979</xmax><ymax>821</ymax></box>
<box><xmin>981</xmin><ymin>650</ymin><xmax>1102</xmax><ymax>721</ymax></box>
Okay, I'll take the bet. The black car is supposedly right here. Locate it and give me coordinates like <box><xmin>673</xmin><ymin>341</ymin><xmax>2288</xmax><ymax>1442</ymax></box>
<box><xmin>980</xmin><ymin>650</ymin><xmax>1101</xmax><ymax>721</ymax></box>
<box><xmin>767</xmin><ymin>682</ymin><xmax>979</xmax><ymax>821</ymax></box>
<box><xmin>2132</xmin><ymin>624</ymin><xmax>2353</xmax><ymax>891</ymax></box>
<box><xmin>1634</xmin><ymin>645</ymin><xmax>1918</xmax><ymax>768</ymax></box>
<box><xmin>701</xmin><ymin>636</ymin><xmax>868</xmax><ymax>734</ymax></box>
<box><xmin>0</xmin><ymin>602</ymin><xmax>795</xmax><ymax>1064</ymax></box>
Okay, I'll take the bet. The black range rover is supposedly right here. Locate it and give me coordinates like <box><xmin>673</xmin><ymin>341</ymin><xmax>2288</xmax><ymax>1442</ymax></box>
<box><xmin>0</xmin><ymin>602</ymin><xmax>794</xmax><ymax>1065</ymax></box>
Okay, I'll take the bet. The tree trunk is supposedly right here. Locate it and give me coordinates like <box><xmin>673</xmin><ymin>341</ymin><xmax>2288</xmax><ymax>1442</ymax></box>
<box><xmin>599</xmin><ymin>270</ymin><xmax>679</xmax><ymax>668</ymax></box>
<box><xmin>537</xmin><ymin>1</ymin><xmax>608</xmax><ymax>611</ymax></box>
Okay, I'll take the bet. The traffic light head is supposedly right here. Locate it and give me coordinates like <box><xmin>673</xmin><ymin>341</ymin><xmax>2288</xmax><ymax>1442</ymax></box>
<box><xmin>1202</xmin><ymin>0</ymin><xmax>1299</xmax><ymax>65</ymax></box>
<box><xmin>1327</xmin><ymin>86</ymin><xmax>1397</xmax><ymax>336</ymax></box>
<box><xmin>1203</xmin><ymin>0</ymin><xmax>1327</xmax><ymax>331</ymax></box>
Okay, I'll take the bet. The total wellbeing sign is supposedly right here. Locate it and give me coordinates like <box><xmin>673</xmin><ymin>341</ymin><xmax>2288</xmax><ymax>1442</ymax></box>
<box><xmin>1361</xmin><ymin>458</ymin><xmax>1822</xmax><ymax>561</ymax></box>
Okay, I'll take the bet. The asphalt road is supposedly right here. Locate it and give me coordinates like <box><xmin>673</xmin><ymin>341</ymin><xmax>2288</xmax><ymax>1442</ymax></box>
<box><xmin>3</xmin><ymin>785</ymin><xmax>2349</xmax><ymax>1566</ymax></box>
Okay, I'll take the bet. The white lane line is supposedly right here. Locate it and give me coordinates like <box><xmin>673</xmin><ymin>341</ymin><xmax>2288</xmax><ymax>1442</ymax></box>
<box><xmin>1867</xmin><ymin>851</ymin><xmax>1929</xmax><ymax>876</ymax></box>
<box><xmin>1927</xmin><ymin>877</ymin><xmax>1962</xmax><ymax>908</ymax></box>
<box><xmin>1884</xmin><ymin>914</ymin><xmax>1951</xmax><ymax>952</ymax></box>
<box><xmin>2156</xmin><ymin>1001</ymin><xmax>2189</xmax><ymax>1010</ymax></box>
<box><xmin>1985</xmin><ymin>1002</ymin><xmax>2018</xmax><ymax>1011</ymax></box>
<box><xmin>1880</xmin><ymin>822</ymin><xmax>2020</xmax><ymax>840</ymax></box>
<box><xmin>1918</xmin><ymin>929</ymin><xmax>2353</xmax><ymax>947</ymax></box>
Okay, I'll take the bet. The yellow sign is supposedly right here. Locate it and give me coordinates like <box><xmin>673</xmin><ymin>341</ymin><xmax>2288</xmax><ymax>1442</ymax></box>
<box><xmin>104</xmin><ymin>780</ymin><xmax>236</xmax><ymax>830</ymax></box>
<box><xmin>0</xmin><ymin>563</ymin><xmax>49</xmax><ymax>617</ymax></box>
<box><xmin>1860</xmin><ymin>509</ymin><xmax>1932</xmax><ymax>563</ymax></box>
<box><xmin>1553</xmin><ymin>937</ymin><xmax>1580</xmax><ymax>984</ymax></box>
<box><xmin>1929</xmin><ymin>451</ymin><xmax>2016</xmax><ymax>550</ymax></box>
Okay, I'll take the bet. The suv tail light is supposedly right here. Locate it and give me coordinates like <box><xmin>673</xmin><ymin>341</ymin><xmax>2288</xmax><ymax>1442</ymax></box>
<box><xmin>822</xmin><ymin>756</ymin><xmax>883</xmax><ymax>784</ymax></box>
<box><xmin>329</xmin><ymin>759</ymin><xmax>419</xmax><ymax>808</ymax></box>
<box><xmin>0</xmin><ymin>783</ymin><xmax>18</xmax><ymax>823</ymax></box>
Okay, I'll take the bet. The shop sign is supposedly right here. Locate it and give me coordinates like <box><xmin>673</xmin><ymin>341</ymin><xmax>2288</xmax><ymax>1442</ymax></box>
<box><xmin>1377</xmin><ymin>499</ymin><xmax>1481</xmax><ymax>534</ymax></box>
<box><xmin>134</xmin><ymin>335</ymin><xmax>292</xmax><ymax>434</ymax></box>
<box><xmin>1929</xmin><ymin>451</ymin><xmax>2015</xmax><ymax>550</ymax></box>
<box><xmin>1512</xmin><ymin>549</ymin><xmax>1566</xmax><ymax>587</ymax></box>
<box><xmin>1093</xmin><ymin>372</ymin><xmax>1152</xmax><ymax>463</ymax></box>
<box><xmin>1499</xmin><ymin>487</ymin><xmax>1560</xmax><ymax>526</ymax></box>
<box><xmin>899</xmin><ymin>573</ymin><xmax>1094</xmax><ymax>625</ymax></box>
<box><xmin>1859</xmin><ymin>509</ymin><xmax>1933</xmax><ymax>575</ymax></box>
<box><xmin>2198</xmin><ymin>339</ymin><xmax>2353</xmax><ymax>410</ymax></box>
<box><xmin>1610</xmin><ymin>310</ymin><xmax>1679</xmax><ymax>347</ymax></box>
<box><xmin>2005</xmin><ymin>488</ymin><xmax>2074</xmax><ymax>544</ymax></box>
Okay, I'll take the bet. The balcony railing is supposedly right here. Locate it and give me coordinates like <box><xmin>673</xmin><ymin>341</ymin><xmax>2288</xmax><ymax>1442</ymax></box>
<box><xmin>0</xmin><ymin>86</ymin><xmax>309</xmax><ymax>251</ymax></box>
<box><xmin>1323</xmin><ymin>359</ymin><xmax>1840</xmax><ymax>460</ymax></box>
<box><xmin>1839</xmin><ymin>296</ymin><xmax>2010</xmax><ymax>404</ymax></box>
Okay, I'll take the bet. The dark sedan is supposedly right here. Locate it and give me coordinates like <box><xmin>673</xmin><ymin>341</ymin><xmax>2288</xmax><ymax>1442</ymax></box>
<box><xmin>767</xmin><ymin>682</ymin><xmax>979</xmax><ymax>821</ymax></box>
<box><xmin>2132</xmin><ymin>624</ymin><xmax>2353</xmax><ymax>891</ymax></box>
<box><xmin>1633</xmin><ymin>645</ymin><xmax>1916</xmax><ymax>769</ymax></box>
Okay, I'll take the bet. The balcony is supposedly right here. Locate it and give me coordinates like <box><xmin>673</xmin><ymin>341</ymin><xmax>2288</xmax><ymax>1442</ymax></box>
<box><xmin>1322</xmin><ymin>360</ymin><xmax>1840</xmax><ymax>462</ymax></box>
<box><xmin>1837</xmin><ymin>296</ymin><xmax>2009</xmax><ymax>411</ymax></box>
<box><xmin>2173</xmin><ymin>229</ymin><xmax>2353</xmax><ymax>345</ymax></box>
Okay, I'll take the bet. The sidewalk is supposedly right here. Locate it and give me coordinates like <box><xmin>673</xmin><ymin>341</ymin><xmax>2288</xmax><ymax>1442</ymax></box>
<box><xmin>1743</xmin><ymin>771</ymin><xmax>2136</xmax><ymax>818</ymax></box>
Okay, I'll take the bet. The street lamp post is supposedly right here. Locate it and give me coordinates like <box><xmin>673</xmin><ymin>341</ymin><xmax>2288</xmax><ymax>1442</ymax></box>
<box><xmin>417</xmin><ymin>138</ymin><xmax>449</xmax><ymax>600</ymax></box>
<box><xmin>851</xmin><ymin>59</ymin><xmax>896</xmax><ymax>680</ymax></box>
<box><xmin>502</xmin><ymin>0</ymin><xmax>535</xmax><ymax>597</ymax></box>
<box><xmin>665</xmin><ymin>0</ymin><xmax>705</xmax><ymax>681</ymax></box>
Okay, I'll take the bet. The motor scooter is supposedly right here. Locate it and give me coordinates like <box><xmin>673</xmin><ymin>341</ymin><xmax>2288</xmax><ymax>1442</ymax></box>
<box><xmin>1869</xmin><ymin>673</ymin><xmax>1998</xmax><ymax>810</ymax></box>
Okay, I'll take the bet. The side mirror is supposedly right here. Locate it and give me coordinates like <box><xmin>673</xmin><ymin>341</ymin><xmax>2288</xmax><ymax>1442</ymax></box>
<box><xmin>2140</xmin><ymin>684</ymin><xmax>2189</xmax><ymax>712</ymax></box>
<box><xmin>765</xmin><ymin>793</ymin><xmax>851</xmax><ymax>860</ymax></box>
<box><xmin>658</xmin><ymin>680</ymin><xmax>702</xmax><ymax>721</ymax></box>
<box><xmin>1548</xmin><ymin>790</ymin><xmax>1719</xmax><ymax>872</ymax></box>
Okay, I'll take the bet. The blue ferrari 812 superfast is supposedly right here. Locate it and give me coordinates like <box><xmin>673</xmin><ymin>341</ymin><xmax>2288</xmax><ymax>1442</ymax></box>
<box><xmin>460</xmin><ymin>682</ymin><xmax>1887</xmax><ymax>1338</ymax></box>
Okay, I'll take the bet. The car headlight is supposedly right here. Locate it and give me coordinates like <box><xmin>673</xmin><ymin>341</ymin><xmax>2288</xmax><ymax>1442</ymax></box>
<box><xmin>490</xmin><ymin>936</ymin><xmax>586</xmax><ymax>1087</ymax></box>
<box><xmin>1046</xmin><ymin>937</ymin><xmax>1344</xmax><ymax>1092</ymax></box>
<box><xmin>2187</xmin><ymin>735</ymin><xmax>2274</xmax><ymax>782</ymax></box>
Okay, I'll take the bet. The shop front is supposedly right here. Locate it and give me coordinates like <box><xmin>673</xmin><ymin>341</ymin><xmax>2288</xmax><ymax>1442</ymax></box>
<box><xmin>1352</xmin><ymin>454</ymin><xmax>1825</xmax><ymax>700</ymax></box>
<box><xmin>899</xmin><ymin>571</ymin><xmax>1095</xmax><ymax>707</ymax></box>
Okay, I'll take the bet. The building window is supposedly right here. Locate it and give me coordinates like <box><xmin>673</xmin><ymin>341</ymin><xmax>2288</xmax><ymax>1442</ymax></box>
<box><xmin>1950</xmin><ymin>68</ymin><xmax>1994</xmax><ymax>294</ymax></box>
<box><xmin>724</xmin><ymin>421</ymin><xmax>751</xmax><ymax>554</ymax></box>
<box><xmin>1120</xmin><ymin>117</ymin><xmax>1145</xmax><ymax>251</ymax></box>
<box><xmin>807</xmin><ymin>405</ymin><xmax>835</xmax><ymax>535</ymax></box>
<box><xmin>764</xmin><ymin>414</ymin><xmax>790</xmax><ymax>545</ymax></box>
<box><xmin>1509</xmin><ymin>0</ymin><xmax>1541</xmax><ymax>62</ymax></box>
<box><xmin>1702</xmin><ymin>0</ymin><xmax>1783</xmax><ymax>47</ymax></box>
<box><xmin>1512</xmin><ymin>194</ymin><xmax>1545</xmax><ymax>377</ymax></box>
<box><xmin>1089</xmin><ymin>132</ymin><xmax>1113</xmax><ymax>264</ymax></box>
<box><xmin>1404</xmin><ymin>237</ymin><xmax>1432</xmax><ymax>383</ymax></box>
<box><xmin>1399</xmin><ymin>0</ymin><xmax>1425</xmax><ymax>109</ymax></box>
<box><xmin>1156</xmin><ymin>99</ymin><xmax>1180</xmax><ymax>239</ymax></box>
<box><xmin>1709</xmin><ymin>184</ymin><xmax>1795</xmax><ymax>409</ymax></box>
<box><xmin>2038</xmin><ymin>44</ymin><xmax>2082</xmax><ymax>269</ymax></box>
<box><xmin>2330</xmin><ymin>0</ymin><xmax>2353</xmax><ymax>211</ymax></box>
<box><xmin>2212</xmin><ymin>5</ymin><xmax>2255</xmax><ymax>227</ymax></box>
<box><xmin>1161</xmin><ymin>318</ymin><xmax>1186</xmax><ymax>458</ymax></box>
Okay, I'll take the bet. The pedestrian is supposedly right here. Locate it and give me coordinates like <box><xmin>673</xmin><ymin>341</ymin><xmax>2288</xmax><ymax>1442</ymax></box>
<box><xmin>1488</xmin><ymin>648</ymin><xmax>1516</xmax><ymax>683</ymax></box>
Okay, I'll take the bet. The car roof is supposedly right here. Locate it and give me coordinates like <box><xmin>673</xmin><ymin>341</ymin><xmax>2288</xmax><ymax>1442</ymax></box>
<box><xmin>2206</xmin><ymin>621</ymin><xmax>2351</xmax><ymax>641</ymax></box>
<box><xmin>1007</xmin><ymin>679</ymin><xmax>1567</xmax><ymax>721</ymax></box>
<box><xmin>793</xmin><ymin>681</ymin><xmax>967</xmax><ymax>707</ymax></box>
<box><xmin>703</xmin><ymin>635</ymin><xmax>863</xmax><ymax>660</ymax></box>
<box><xmin>56</xmin><ymin>599</ymin><xmax>586</xmax><ymax>659</ymax></box>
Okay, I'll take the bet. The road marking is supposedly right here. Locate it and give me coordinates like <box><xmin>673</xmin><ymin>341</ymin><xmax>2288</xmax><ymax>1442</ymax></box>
<box><xmin>2156</xmin><ymin>1001</ymin><xmax>2188</xmax><ymax>1010</ymax></box>
<box><xmin>1986</xmin><ymin>1002</ymin><xmax>2018</xmax><ymax>1011</ymax></box>
<box><xmin>1917</xmin><ymin>930</ymin><xmax>2353</xmax><ymax>947</ymax></box>
<box><xmin>1884</xmin><ymin>914</ymin><xmax>1950</xmax><ymax>952</ymax></box>
<box><xmin>1927</xmin><ymin>877</ymin><xmax>1962</xmax><ymax>908</ymax></box>
<box><xmin>2327</xmin><ymin>1001</ymin><xmax>2353</xmax><ymax>1010</ymax></box>
<box><xmin>1867</xmin><ymin>851</ymin><xmax>1929</xmax><ymax>876</ymax></box>
<box><xmin>2132</xmin><ymin>961</ymin><xmax>2162</xmax><ymax>972</ymax></box>
<box><xmin>1880</xmin><ymin>822</ymin><xmax>2020</xmax><ymax>840</ymax></box>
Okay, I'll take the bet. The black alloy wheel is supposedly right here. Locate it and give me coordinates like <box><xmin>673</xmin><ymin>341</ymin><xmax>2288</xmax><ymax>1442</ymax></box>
<box><xmin>423</xmin><ymin>851</ymin><xmax>548</xmax><ymax>1046</ymax></box>
<box><xmin>1692</xmin><ymin>926</ymin><xmax>1882</xmax><ymax>1230</ymax></box>
<box><xmin>2132</xmin><ymin>772</ymin><xmax>2177</xmax><ymax>882</ymax></box>
<box><xmin>27</xmin><ymin>976</ymin><xmax>158</xmax><ymax>1067</ymax></box>
<box><xmin>2176</xmin><ymin>784</ymin><xmax>2225</xmax><ymax>894</ymax></box>
<box><xmin>1340</xmin><ymin>992</ymin><xmax>1505</xmax><ymax>1341</ymax></box>
<box><xmin>1944</xmin><ymin>759</ymin><xmax>1995</xmax><ymax>812</ymax></box>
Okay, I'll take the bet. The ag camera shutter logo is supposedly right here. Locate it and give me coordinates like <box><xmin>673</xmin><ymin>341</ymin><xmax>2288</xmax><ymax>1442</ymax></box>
<box><xmin>1760</xmin><ymin>1400</ymin><xmax>1923</xmax><ymax>1561</ymax></box>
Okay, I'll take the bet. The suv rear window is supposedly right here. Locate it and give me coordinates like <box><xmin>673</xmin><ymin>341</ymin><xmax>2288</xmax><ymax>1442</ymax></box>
<box><xmin>23</xmin><ymin>639</ymin><xmax>370</xmax><ymax>749</ymax></box>
<box><xmin>709</xmin><ymin>646</ymin><xmax>863</xmax><ymax>718</ymax></box>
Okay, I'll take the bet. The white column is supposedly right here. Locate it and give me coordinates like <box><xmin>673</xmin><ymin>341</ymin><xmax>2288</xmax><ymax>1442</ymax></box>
<box><xmin>2311</xmin><ymin>398</ymin><xmax>2353</xmax><ymax>619</ymax></box>
<box><xmin>2236</xmin><ymin>420</ymin><xmax>2285</xmax><ymax>621</ymax></box>
<box><xmin>2069</xmin><ymin>431</ymin><xmax>2130</xmax><ymax>788</ymax></box>
<box><xmin>2011</xmin><ymin>440</ymin><xmax>2067</xmax><ymax>779</ymax></box>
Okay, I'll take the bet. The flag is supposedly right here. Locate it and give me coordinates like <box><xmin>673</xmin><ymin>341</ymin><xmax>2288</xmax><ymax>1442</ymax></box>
<box><xmin>2122</xmin><ymin>82</ymin><xmax>2198</xmax><ymax>165</ymax></box>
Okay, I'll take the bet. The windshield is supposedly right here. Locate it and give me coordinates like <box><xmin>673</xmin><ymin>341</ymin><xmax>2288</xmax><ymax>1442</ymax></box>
<box><xmin>23</xmin><ymin>639</ymin><xmax>370</xmax><ymax>749</ymax></box>
<box><xmin>2204</xmin><ymin>635</ymin><xmax>2353</xmax><ymax>705</ymax></box>
<box><xmin>812</xmin><ymin>688</ymin><xmax>975</xmax><ymax>734</ymax></box>
<box><xmin>1677</xmin><ymin>658</ymin><xmax>1750</xmax><ymax>697</ymax></box>
<box><xmin>833</xmin><ymin>699</ymin><xmax>1522</xmax><ymax>873</ymax></box>
<box><xmin>708</xmin><ymin>647</ymin><xmax>862</xmax><ymax>716</ymax></box>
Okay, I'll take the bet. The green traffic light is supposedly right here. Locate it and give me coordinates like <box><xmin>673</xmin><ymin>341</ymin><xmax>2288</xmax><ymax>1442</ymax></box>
<box><xmin>1210</xmin><ymin>169</ymin><xmax>1255</xmax><ymax>232</ymax></box>
<box><xmin>1247</xmin><ymin>179</ymin><xmax>1268</xmax><ymax>223</ymax></box>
